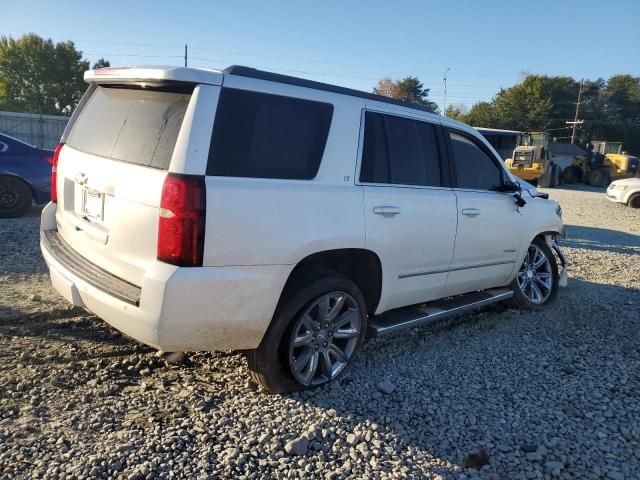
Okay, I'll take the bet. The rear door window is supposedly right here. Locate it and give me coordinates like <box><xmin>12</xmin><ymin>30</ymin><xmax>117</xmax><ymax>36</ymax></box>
<box><xmin>360</xmin><ymin>111</ymin><xmax>442</xmax><ymax>186</ymax></box>
<box><xmin>66</xmin><ymin>85</ymin><xmax>192</xmax><ymax>169</ymax></box>
<box><xmin>448</xmin><ymin>130</ymin><xmax>503</xmax><ymax>191</ymax></box>
<box><xmin>207</xmin><ymin>88</ymin><xmax>333</xmax><ymax>180</ymax></box>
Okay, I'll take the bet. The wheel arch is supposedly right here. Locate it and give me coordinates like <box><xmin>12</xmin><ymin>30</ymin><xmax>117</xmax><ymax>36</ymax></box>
<box><xmin>508</xmin><ymin>229</ymin><xmax>564</xmax><ymax>283</ymax></box>
<box><xmin>279</xmin><ymin>248</ymin><xmax>383</xmax><ymax>316</ymax></box>
<box><xmin>627</xmin><ymin>191</ymin><xmax>640</xmax><ymax>208</ymax></box>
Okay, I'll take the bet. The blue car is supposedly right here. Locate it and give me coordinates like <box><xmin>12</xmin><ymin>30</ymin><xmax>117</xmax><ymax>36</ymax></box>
<box><xmin>0</xmin><ymin>132</ymin><xmax>53</xmax><ymax>217</ymax></box>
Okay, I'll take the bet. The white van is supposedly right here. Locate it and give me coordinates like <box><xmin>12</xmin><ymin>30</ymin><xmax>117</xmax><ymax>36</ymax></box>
<box><xmin>41</xmin><ymin>65</ymin><xmax>567</xmax><ymax>392</ymax></box>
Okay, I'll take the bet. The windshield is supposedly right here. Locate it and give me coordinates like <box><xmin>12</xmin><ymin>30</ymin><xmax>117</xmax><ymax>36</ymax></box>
<box><xmin>604</xmin><ymin>142</ymin><xmax>623</xmax><ymax>154</ymax></box>
<box><xmin>518</xmin><ymin>133</ymin><xmax>546</xmax><ymax>148</ymax></box>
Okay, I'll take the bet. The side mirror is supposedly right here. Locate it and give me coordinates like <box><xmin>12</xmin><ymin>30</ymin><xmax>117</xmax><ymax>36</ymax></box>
<box><xmin>502</xmin><ymin>180</ymin><xmax>520</xmax><ymax>192</ymax></box>
<box><xmin>513</xmin><ymin>193</ymin><xmax>527</xmax><ymax>208</ymax></box>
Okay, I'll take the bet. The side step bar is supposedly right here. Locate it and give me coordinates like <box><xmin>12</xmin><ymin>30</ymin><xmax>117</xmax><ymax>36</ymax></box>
<box><xmin>368</xmin><ymin>288</ymin><xmax>513</xmax><ymax>337</ymax></box>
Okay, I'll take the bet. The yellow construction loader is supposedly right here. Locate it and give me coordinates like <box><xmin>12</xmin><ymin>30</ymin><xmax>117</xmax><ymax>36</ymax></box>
<box><xmin>562</xmin><ymin>141</ymin><xmax>640</xmax><ymax>187</ymax></box>
<box><xmin>505</xmin><ymin>132</ymin><xmax>559</xmax><ymax>187</ymax></box>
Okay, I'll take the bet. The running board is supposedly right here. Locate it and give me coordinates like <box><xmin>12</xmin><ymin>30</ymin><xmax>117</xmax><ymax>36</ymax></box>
<box><xmin>368</xmin><ymin>288</ymin><xmax>513</xmax><ymax>337</ymax></box>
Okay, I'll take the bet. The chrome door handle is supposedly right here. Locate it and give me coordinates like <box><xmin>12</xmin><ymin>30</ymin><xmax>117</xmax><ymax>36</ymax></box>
<box><xmin>461</xmin><ymin>208</ymin><xmax>481</xmax><ymax>217</ymax></box>
<box><xmin>373</xmin><ymin>206</ymin><xmax>401</xmax><ymax>217</ymax></box>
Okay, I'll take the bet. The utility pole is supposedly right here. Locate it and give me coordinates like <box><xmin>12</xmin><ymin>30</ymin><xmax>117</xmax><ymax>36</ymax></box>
<box><xmin>184</xmin><ymin>44</ymin><xmax>188</xmax><ymax>67</ymax></box>
<box><xmin>567</xmin><ymin>79</ymin><xmax>584</xmax><ymax>144</ymax></box>
<box><xmin>442</xmin><ymin>67</ymin><xmax>450</xmax><ymax>116</ymax></box>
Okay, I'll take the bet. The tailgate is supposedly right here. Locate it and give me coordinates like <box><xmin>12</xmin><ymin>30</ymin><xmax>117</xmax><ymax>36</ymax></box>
<box><xmin>55</xmin><ymin>84</ymin><xmax>193</xmax><ymax>286</ymax></box>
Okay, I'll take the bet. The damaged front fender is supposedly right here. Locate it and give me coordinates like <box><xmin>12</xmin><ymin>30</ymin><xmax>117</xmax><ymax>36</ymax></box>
<box><xmin>544</xmin><ymin>234</ymin><xmax>568</xmax><ymax>287</ymax></box>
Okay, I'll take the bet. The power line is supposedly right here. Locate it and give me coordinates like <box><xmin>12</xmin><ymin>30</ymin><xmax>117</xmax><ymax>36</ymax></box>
<box><xmin>76</xmin><ymin>39</ymin><xmax>512</xmax><ymax>78</ymax></box>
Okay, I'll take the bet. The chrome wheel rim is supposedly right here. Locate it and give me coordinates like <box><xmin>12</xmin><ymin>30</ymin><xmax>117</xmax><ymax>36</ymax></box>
<box><xmin>517</xmin><ymin>244</ymin><xmax>553</xmax><ymax>304</ymax></box>
<box><xmin>288</xmin><ymin>292</ymin><xmax>361</xmax><ymax>386</ymax></box>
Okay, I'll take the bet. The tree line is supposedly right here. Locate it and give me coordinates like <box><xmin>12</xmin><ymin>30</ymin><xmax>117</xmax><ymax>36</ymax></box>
<box><xmin>2</xmin><ymin>34</ymin><xmax>638</xmax><ymax>153</ymax></box>
<box><xmin>375</xmin><ymin>74</ymin><xmax>640</xmax><ymax>154</ymax></box>
<box><xmin>0</xmin><ymin>34</ymin><xmax>109</xmax><ymax>116</ymax></box>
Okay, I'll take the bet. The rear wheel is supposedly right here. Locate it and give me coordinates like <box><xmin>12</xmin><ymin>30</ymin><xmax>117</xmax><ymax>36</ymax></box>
<box><xmin>588</xmin><ymin>169</ymin><xmax>610</xmax><ymax>188</ymax></box>
<box><xmin>247</xmin><ymin>273</ymin><xmax>367</xmax><ymax>393</ymax></box>
<box><xmin>506</xmin><ymin>238</ymin><xmax>558</xmax><ymax>310</ymax></box>
<box><xmin>561</xmin><ymin>165</ymin><xmax>581</xmax><ymax>184</ymax></box>
<box><xmin>0</xmin><ymin>176</ymin><xmax>33</xmax><ymax>218</ymax></box>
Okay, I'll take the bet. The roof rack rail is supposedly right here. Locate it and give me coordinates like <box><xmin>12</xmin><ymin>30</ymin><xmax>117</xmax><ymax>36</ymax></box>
<box><xmin>222</xmin><ymin>65</ymin><xmax>438</xmax><ymax>114</ymax></box>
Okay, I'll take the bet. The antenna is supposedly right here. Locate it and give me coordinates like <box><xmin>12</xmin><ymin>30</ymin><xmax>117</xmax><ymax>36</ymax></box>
<box><xmin>442</xmin><ymin>67</ymin><xmax>451</xmax><ymax>116</ymax></box>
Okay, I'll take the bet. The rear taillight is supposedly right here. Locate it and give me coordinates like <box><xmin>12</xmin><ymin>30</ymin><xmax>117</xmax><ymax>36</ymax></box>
<box><xmin>157</xmin><ymin>173</ymin><xmax>206</xmax><ymax>267</ymax></box>
<box><xmin>50</xmin><ymin>144</ymin><xmax>63</xmax><ymax>203</ymax></box>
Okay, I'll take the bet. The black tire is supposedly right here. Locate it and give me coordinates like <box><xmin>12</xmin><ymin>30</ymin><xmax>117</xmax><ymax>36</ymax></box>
<box><xmin>550</xmin><ymin>164</ymin><xmax>560</xmax><ymax>187</ymax></box>
<box><xmin>246</xmin><ymin>272</ymin><xmax>368</xmax><ymax>393</ymax></box>
<box><xmin>0</xmin><ymin>176</ymin><xmax>33</xmax><ymax>218</ymax></box>
<box><xmin>588</xmin><ymin>169</ymin><xmax>610</xmax><ymax>188</ymax></box>
<box><xmin>505</xmin><ymin>238</ymin><xmax>559</xmax><ymax>310</ymax></box>
<box><xmin>561</xmin><ymin>165</ymin><xmax>581</xmax><ymax>184</ymax></box>
<box><xmin>537</xmin><ymin>167</ymin><xmax>552</xmax><ymax>188</ymax></box>
<box><xmin>629</xmin><ymin>194</ymin><xmax>640</xmax><ymax>209</ymax></box>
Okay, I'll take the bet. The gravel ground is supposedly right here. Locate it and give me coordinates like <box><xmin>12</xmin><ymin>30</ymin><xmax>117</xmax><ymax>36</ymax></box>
<box><xmin>1</xmin><ymin>186</ymin><xmax>639</xmax><ymax>480</ymax></box>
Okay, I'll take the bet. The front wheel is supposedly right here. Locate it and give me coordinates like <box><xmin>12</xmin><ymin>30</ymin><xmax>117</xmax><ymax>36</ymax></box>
<box><xmin>562</xmin><ymin>165</ymin><xmax>581</xmax><ymax>184</ymax></box>
<box><xmin>247</xmin><ymin>273</ymin><xmax>367</xmax><ymax>393</ymax></box>
<box><xmin>588</xmin><ymin>169</ymin><xmax>610</xmax><ymax>188</ymax></box>
<box><xmin>506</xmin><ymin>238</ymin><xmax>559</xmax><ymax>310</ymax></box>
<box><xmin>628</xmin><ymin>194</ymin><xmax>640</xmax><ymax>208</ymax></box>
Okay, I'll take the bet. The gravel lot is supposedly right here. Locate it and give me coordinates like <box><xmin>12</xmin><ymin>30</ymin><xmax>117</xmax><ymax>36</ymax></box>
<box><xmin>1</xmin><ymin>186</ymin><xmax>639</xmax><ymax>479</ymax></box>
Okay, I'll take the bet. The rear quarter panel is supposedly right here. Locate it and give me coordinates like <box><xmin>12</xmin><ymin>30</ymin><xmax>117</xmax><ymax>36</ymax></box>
<box><xmin>199</xmin><ymin>77</ymin><xmax>366</xmax><ymax>267</ymax></box>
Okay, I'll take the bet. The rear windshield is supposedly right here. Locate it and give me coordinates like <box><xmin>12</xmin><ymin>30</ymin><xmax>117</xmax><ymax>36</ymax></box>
<box><xmin>66</xmin><ymin>85</ymin><xmax>191</xmax><ymax>169</ymax></box>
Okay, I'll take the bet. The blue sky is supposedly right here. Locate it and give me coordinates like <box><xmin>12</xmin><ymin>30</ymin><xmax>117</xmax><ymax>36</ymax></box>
<box><xmin>4</xmin><ymin>0</ymin><xmax>640</xmax><ymax>110</ymax></box>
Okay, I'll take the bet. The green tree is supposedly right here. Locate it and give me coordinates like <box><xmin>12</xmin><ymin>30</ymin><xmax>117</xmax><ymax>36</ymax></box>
<box><xmin>596</xmin><ymin>75</ymin><xmax>640</xmax><ymax>153</ymax></box>
<box><xmin>0</xmin><ymin>34</ymin><xmax>92</xmax><ymax>115</ymax></box>
<box><xmin>463</xmin><ymin>101</ymin><xmax>499</xmax><ymax>127</ymax></box>
<box><xmin>373</xmin><ymin>76</ymin><xmax>439</xmax><ymax>112</ymax></box>
<box><xmin>444</xmin><ymin>104</ymin><xmax>468</xmax><ymax>122</ymax></box>
<box><xmin>92</xmin><ymin>58</ymin><xmax>111</xmax><ymax>69</ymax></box>
<box><xmin>492</xmin><ymin>75</ymin><xmax>578</xmax><ymax>132</ymax></box>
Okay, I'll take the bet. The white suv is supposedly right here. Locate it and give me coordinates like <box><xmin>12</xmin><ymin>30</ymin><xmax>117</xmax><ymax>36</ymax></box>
<box><xmin>41</xmin><ymin>65</ymin><xmax>567</xmax><ymax>392</ymax></box>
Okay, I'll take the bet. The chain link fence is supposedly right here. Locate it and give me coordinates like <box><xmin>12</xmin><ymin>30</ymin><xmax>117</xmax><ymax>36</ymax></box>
<box><xmin>0</xmin><ymin>111</ymin><xmax>69</xmax><ymax>150</ymax></box>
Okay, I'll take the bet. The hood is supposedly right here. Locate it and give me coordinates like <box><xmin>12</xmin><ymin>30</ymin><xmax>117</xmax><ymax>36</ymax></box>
<box><xmin>610</xmin><ymin>177</ymin><xmax>640</xmax><ymax>187</ymax></box>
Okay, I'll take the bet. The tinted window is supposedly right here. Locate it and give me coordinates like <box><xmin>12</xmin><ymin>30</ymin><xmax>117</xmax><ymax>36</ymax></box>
<box><xmin>207</xmin><ymin>88</ymin><xmax>333</xmax><ymax>179</ymax></box>
<box><xmin>449</xmin><ymin>131</ymin><xmax>502</xmax><ymax>190</ymax></box>
<box><xmin>360</xmin><ymin>112</ymin><xmax>441</xmax><ymax>186</ymax></box>
<box><xmin>66</xmin><ymin>86</ymin><xmax>191</xmax><ymax>169</ymax></box>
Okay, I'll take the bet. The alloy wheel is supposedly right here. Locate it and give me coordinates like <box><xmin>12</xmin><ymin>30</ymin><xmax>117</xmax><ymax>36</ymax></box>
<box><xmin>516</xmin><ymin>244</ymin><xmax>553</xmax><ymax>304</ymax></box>
<box><xmin>288</xmin><ymin>292</ymin><xmax>361</xmax><ymax>386</ymax></box>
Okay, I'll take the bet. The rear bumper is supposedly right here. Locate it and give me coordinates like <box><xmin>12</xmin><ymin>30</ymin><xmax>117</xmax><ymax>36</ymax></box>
<box><xmin>40</xmin><ymin>203</ymin><xmax>291</xmax><ymax>351</ymax></box>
